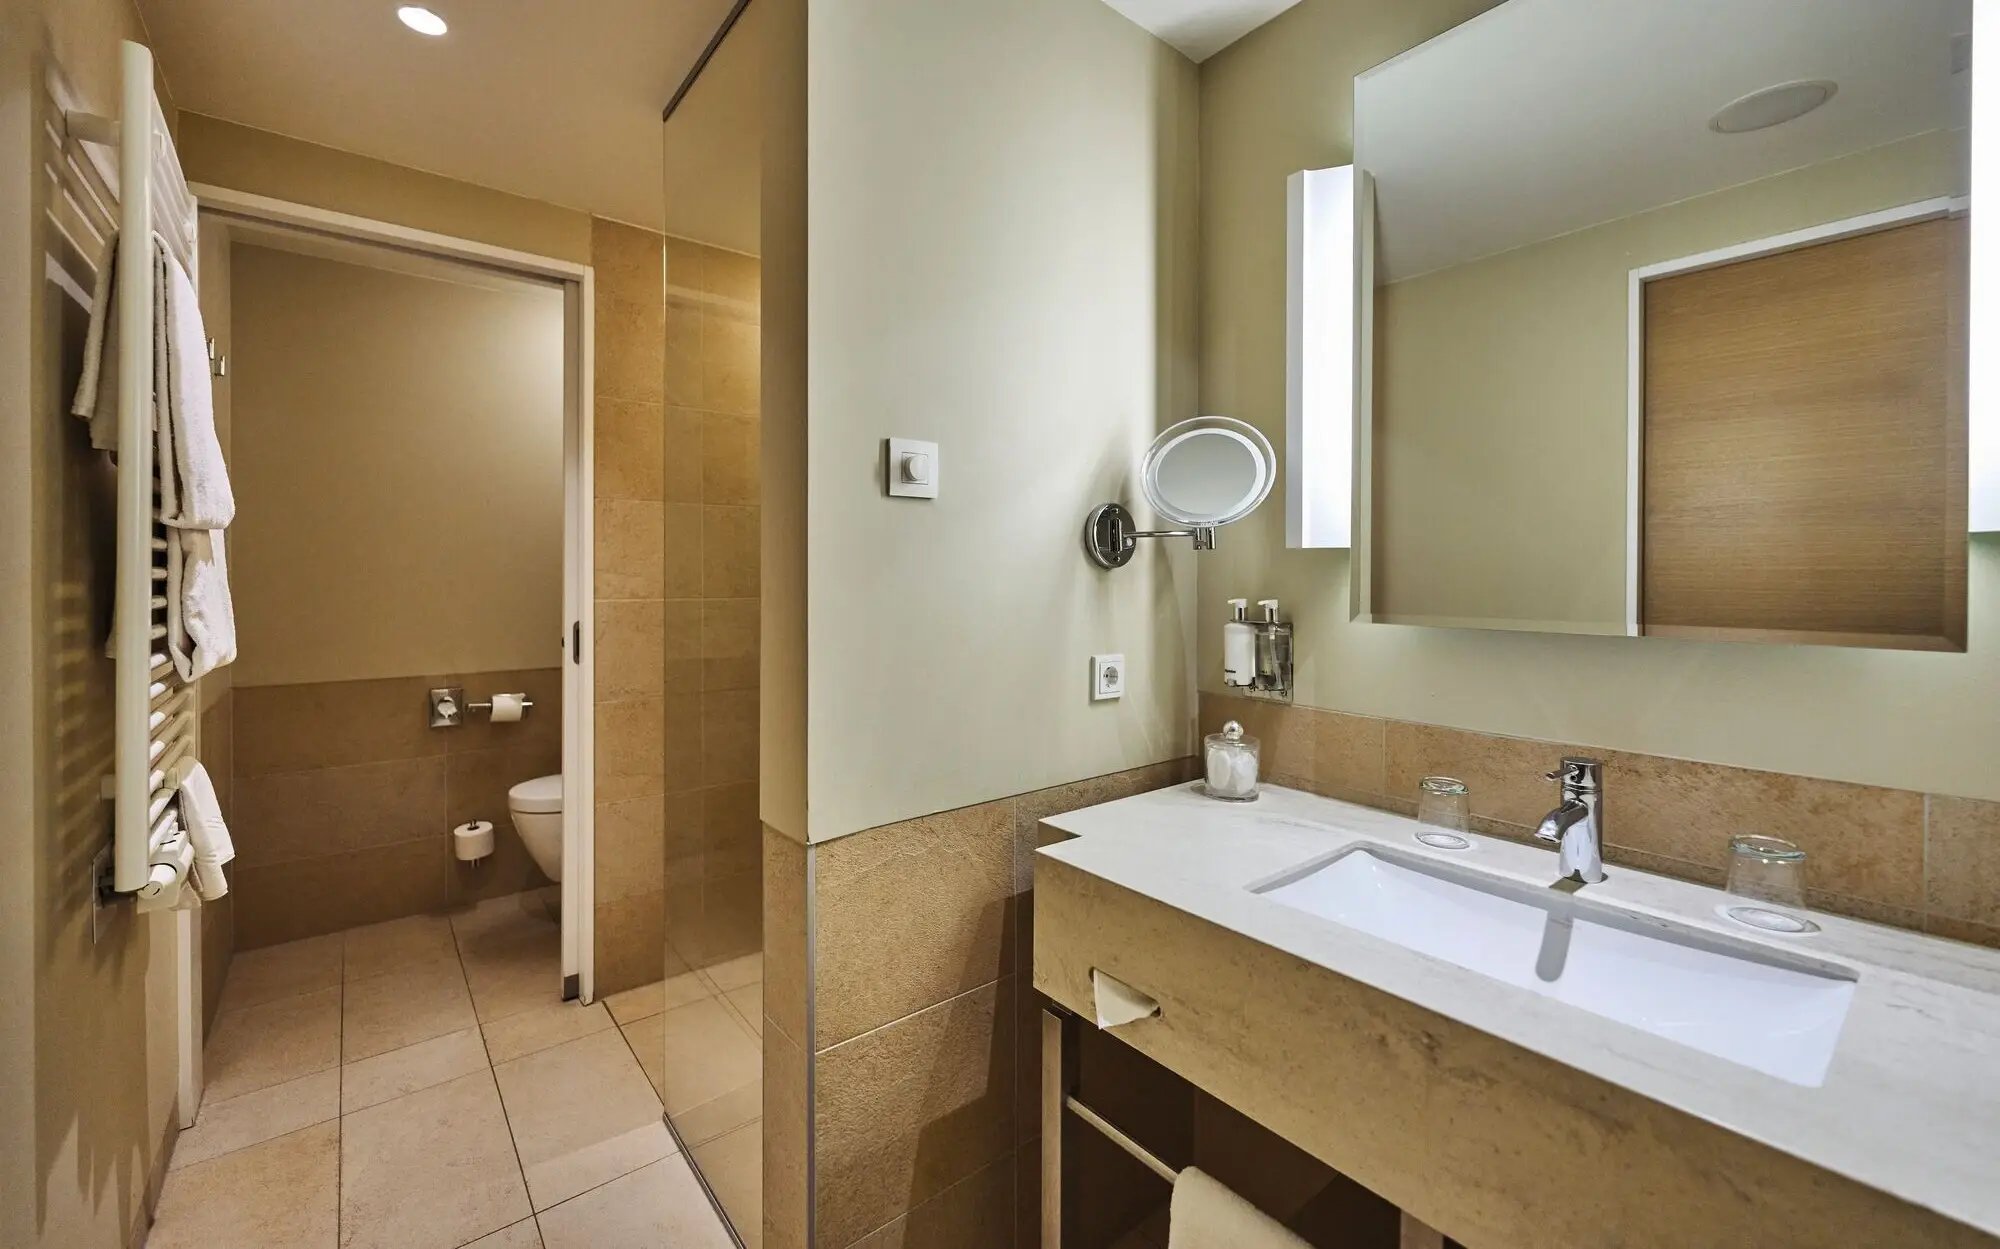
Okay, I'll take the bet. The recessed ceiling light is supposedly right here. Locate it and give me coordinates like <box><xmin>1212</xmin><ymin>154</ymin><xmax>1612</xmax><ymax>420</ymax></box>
<box><xmin>1710</xmin><ymin>80</ymin><xmax>1837</xmax><ymax>134</ymax></box>
<box><xmin>396</xmin><ymin>5</ymin><xmax>448</xmax><ymax>36</ymax></box>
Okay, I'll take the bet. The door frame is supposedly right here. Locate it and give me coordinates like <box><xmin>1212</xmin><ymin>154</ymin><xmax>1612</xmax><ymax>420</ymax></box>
<box><xmin>189</xmin><ymin>185</ymin><xmax>600</xmax><ymax>1002</ymax></box>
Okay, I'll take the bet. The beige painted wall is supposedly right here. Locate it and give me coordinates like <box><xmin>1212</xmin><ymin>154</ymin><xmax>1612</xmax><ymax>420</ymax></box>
<box><xmin>2</xmin><ymin>4</ymin><xmax>186</xmax><ymax>1247</ymax></box>
<box><xmin>178</xmin><ymin>113</ymin><xmax>592</xmax><ymax>265</ymax></box>
<box><xmin>1198</xmin><ymin>0</ymin><xmax>2000</xmax><ymax>803</ymax></box>
<box><xmin>800</xmin><ymin>0</ymin><xmax>1202</xmax><ymax>842</ymax></box>
<box><xmin>1374</xmin><ymin>131</ymin><xmax>1962</xmax><ymax>630</ymax></box>
<box><xmin>760</xmin><ymin>0</ymin><xmax>807</xmax><ymax>844</ymax></box>
<box><xmin>229</xmin><ymin>242</ymin><xmax>565</xmax><ymax>686</ymax></box>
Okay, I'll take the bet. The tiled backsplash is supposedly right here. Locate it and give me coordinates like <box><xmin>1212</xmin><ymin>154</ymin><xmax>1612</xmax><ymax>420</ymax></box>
<box><xmin>1203</xmin><ymin>692</ymin><xmax>2000</xmax><ymax>948</ymax></box>
<box><xmin>230</xmin><ymin>668</ymin><xmax>560</xmax><ymax>948</ymax></box>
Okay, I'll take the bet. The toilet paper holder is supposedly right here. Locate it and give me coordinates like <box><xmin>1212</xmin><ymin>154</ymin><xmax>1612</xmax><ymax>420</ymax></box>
<box><xmin>429</xmin><ymin>687</ymin><xmax>534</xmax><ymax>728</ymax></box>
<box><xmin>468</xmin><ymin>695</ymin><xmax>533</xmax><ymax>716</ymax></box>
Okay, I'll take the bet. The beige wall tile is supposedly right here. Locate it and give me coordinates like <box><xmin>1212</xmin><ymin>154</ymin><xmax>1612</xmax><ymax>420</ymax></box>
<box><xmin>1925</xmin><ymin>913</ymin><xmax>2000</xmax><ymax>950</ymax></box>
<box><xmin>234</xmin><ymin>676</ymin><xmax>441</xmax><ymax>777</ymax></box>
<box><xmin>596</xmin><ymin>294</ymin><xmax>667</xmax><ymax>406</ymax></box>
<box><xmin>703</xmin><ymin>505</ymin><xmax>761</xmax><ymax>598</ymax></box>
<box><xmin>662</xmin><ymin>690</ymin><xmax>704</xmax><ymax>793</ymax></box>
<box><xmin>1384</xmin><ymin>721</ymin><xmax>1577</xmax><ymax>830</ymax></box>
<box><xmin>702</xmin><ymin>690</ymin><xmax>760</xmax><ymax>788</ymax></box>
<box><xmin>662</xmin><ymin>598</ymin><xmax>703</xmax><ymax>682</ymax></box>
<box><xmin>765</xmin><ymin>826</ymin><xmax>810</xmax><ymax>1050</ymax></box>
<box><xmin>663</xmin><ymin>408</ymin><xmax>705</xmax><ymax>504</ymax></box>
<box><xmin>664</xmin><ymin>304</ymin><xmax>704</xmax><ymax>409</ymax></box>
<box><xmin>1201</xmin><ymin>693</ymin><xmax>1317</xmax><ymax>786</ymax></box>
<box><xmin>815</xmin><ymin>977</ymin><xmax>1016</xmax><ymax>1248</ymax></box>
<box><xmin>446</xmin><ymin>744</ymin><xmax>562</xmax><ymax>832</ymax></box>
<box><xmin>595</xmin><ymin>398</ymin><xmax>664</xmax><ymax>501</ymax></box>
<box><xmin>846</xmin><ymin>1153</ymin><xmax>1015</xmax><ymax>1249</ymax></box>
<box><xmin>765</xmin><ymin>1025</ymin><xmax>810</xmax><ymax>1249</ymax></box>
<box><xmin>234</xmin><ymin>840</ymin><xmax>453</xmax><ymax>949</ymax></box>
<box><xmin>665</xmin><ymin>789</ymin><xmax>705</xmax><ymax>890</ymax></box>
<box><xmin>704</xmin><ymin>249</ymin><xmax>761</xmax><ymax>309</ymax></box>
<box><xmin>703</xmin><ymin>783</ymin><xmax>761</xmax><ymax>880</ymax></box>
<box><xmin>233</xmin><ymin>755</ymin><xmax>446</xmax><ymax>869</ymax></box>
<box><xmin>703</xmin><ymin>315</ymin><xmax>761</xmax><ymax>417</ymax></box>
<box><xmin>1014</xmin><ymin>1140</ymin><xmax>1039</xmax><ymax>1249</ymax></box>
<box><xmin>596</xmin><ymin>600</ymin><xmax>667</xmax><ymax>703</ymax></box>
<box><xmin>664</xmin><ymin>236</ymin><xmax>708</xmax><ymax>294</ymax></box>
<box><xmin>597</xmin><ymin>794</ymin><xmax>667</xmax><ymax>904</ymax></box>
<box><xmin>596</xmin><ymin>887</ymin><xmax>668</xmax><ymax>996</ymax></box>
<box><xmin>703</xmin><ymin>413</ymin><xmax>760</xmax><ymax>505</ymax></box>
<box><xmin>591</xmin><ymin>219</ymin><xmax>665</xmax><ymax>305</ymax></box>
<box><xmin>1314</xmin><ymin>711</ymin><xmax>1389</xmax><ymax>801</ymax></box>
<box><xmin>1603</xmin><ymin>750</ymin><xmax>1925</xmax><ymax>910</ymax></box>
<box><xmin>446</xmin><ymin>667</ymin><xmax>564</xmax><ymax>756</ymax></box>
<box><xmin>702</xmin><ymin>598</ymin><xmax>761</xmax><ymax>661</ymax></box>
<box><xmin>594</xmin><ymin>698</ymin><xmax>666</xmax><ymax>802</ymax></box>
<box><xmin>595</xmin><ymin>499</ymin><xmax>665</xmax><ymax>601</ymax></box>
<box><xmin>1925</xmin><ymin>796</ymin><xmax>2000</xmax><ymax>926</ymax></box>
<box><xmin>663</xmin><ymin>502</ymin><xmax>706</xmax><ymax>599</ymax></box>
<box><xmin>816</xmin><ymin>800</ymin><xmax>1014</xmax><ymax>1049</ymax></box>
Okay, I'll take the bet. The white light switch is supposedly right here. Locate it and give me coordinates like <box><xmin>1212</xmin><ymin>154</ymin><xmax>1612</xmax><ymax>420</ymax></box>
<box><xmin>886</xmin><ymin>438</ymin><xmax>940</xmax><ymax>499</ymax></box>
<box><xmin>1092</xmin><ymin>654</ymin><xmax>1125</xmax><ymax>701</ymax></box>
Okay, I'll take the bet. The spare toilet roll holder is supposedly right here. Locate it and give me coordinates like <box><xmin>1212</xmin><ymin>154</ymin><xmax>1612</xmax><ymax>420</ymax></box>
<box><xmin>428</xmin><ymin>687</ymin><xmax>535</xmax><ymax>728</ymax></box>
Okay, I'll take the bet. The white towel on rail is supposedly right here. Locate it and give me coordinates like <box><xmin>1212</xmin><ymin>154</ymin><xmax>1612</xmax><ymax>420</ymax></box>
<box><xmin>70</xmin><ymin>231</ymin><xmax>235</xmax><ymax>528</ymax></box>
<box><xmin>171</xmin><ymin>529</ymin><xmax>237</xmax><ymax>681</ymax></box>
<box><xmin>177</xmin><ymin>761</ymin><xmax>234</xmax><ymax>901</ymax></box>
<box><xmin>1167</xmin><ymin>1168</ymin><xmax>1312</xmax><ymax>1249</ymax></box>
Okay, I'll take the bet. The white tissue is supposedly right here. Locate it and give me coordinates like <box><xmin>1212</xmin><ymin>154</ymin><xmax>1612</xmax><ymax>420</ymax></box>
<box><xmin>489</xmin><ymin>693</ymin><xmax>525</xmax><ymax>723</ymax></box>
<box><xmin>1091</xmin><ymin>967</ymin><xmax>1161</xmax><ymax>1029</ymax></box>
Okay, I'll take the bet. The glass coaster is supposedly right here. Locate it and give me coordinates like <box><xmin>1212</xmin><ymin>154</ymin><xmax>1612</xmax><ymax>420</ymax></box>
<box><xmin>1718</xmin><ymin>904</ymin><xmax>1820</xmax><ymax>935</ymax></box>
<box><xmin>1415</xmin><ymin>830</ymin><xmax>1473</xmax><ymax>851</ymax></box>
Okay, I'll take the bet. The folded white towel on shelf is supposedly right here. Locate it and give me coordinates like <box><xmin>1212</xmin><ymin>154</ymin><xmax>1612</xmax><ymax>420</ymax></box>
<box><xmin>177</xmin><ymin>761</ymin><xmax>235</xmax><ymax>902</ymax></box>
<box><xmin>1167</xmin><ymin>1167</ymin><xmax>1312</xmax><ymax>1249</ymax></box>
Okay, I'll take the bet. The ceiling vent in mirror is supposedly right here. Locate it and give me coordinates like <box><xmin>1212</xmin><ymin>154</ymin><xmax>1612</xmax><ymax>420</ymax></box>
<box><xmin>1084</xmin><ymin>416</ymin><xmax>1275</xmax><ymax>569</ymax></box>
<box><xmin>1709</xmin><ymin>80</ymin><xmax>1837</xmax><ymax>134</ymax></box>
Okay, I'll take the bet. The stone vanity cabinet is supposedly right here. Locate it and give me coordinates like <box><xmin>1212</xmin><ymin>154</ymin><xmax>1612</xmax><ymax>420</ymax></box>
<box><xmin>1032</xmin><ymin>849</ymin><xmax>1996</xmax><ymax>1249</ymax></box>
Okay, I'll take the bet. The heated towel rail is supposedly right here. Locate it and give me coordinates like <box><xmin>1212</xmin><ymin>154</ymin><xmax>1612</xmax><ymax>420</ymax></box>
<box><xmin>67</xmin><ymin>41</ymin><xmax>201</xmax><ymax>910</ymax></box>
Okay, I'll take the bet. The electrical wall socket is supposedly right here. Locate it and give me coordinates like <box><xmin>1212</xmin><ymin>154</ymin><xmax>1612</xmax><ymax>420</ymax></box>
<box><xmin>1092</xmin><ymin>654</ymin><xmax>1125</xmax><ymax>701</ymax></box>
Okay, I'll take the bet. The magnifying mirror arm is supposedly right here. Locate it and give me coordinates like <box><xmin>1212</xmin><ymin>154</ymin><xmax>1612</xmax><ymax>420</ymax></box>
<box><xmin>1084</xmin><ymin>502</ymin><xmax>1217</xmax><ymax>569</ymax></box>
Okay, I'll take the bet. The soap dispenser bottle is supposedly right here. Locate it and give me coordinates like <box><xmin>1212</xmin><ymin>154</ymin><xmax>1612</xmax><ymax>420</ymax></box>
<box><xmin>1222</xmin><ymin>599</ymin><xmax>1255</xmax><ymax>687</ymax></box>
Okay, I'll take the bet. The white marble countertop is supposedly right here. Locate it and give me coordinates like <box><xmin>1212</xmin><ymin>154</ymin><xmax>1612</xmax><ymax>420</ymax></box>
<box><xmin>1037</xmin><ymin>782</ymin><xmax>2000</xmax><ymax>1237</ymax></box>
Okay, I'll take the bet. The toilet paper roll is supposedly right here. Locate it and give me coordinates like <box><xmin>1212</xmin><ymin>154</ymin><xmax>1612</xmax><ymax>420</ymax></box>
<box><xmin>454</xmin><ymin>820</ymin><xmax>496</xmax><ymax>863</ymax></box>
<box><xmin>489</xmin><ymin>693</ymin><xmax>525</xmax><ymax>723</ymax></box>
<box><xmin>1091</xmin><ymin>967</ymin><xmax>1161</xmax><ymax>1029</ymax></box>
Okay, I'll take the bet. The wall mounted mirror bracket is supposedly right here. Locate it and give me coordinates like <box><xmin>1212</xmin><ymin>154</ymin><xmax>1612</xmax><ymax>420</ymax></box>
<box><xmin>1084</xmin><ymin>416</ymin><xmax>1274</xmax><ymax>571</ymax></box>
<box><xmin>1084</xmin><ymin>503</ymin><xmax>1214</xmax><ymax>568</ymax></box>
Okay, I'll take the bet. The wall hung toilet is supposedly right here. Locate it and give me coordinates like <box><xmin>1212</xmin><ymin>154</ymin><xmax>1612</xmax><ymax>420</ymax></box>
<box><xmin>508</xmin><ymin>774</ymin><xmax>563</xmax><ymax>881</ymax></box>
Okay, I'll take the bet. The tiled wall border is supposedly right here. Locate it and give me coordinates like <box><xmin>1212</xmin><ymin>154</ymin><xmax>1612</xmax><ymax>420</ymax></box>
<box><xmin>1201</xmin><ymin>692</ymin><xmax>2000</xmax><ymax>949</ymax></box>
<box><xmin>780</xmin><ymin>759</ymin><xmax>1196</xmax><ymax>1249</ymax></box>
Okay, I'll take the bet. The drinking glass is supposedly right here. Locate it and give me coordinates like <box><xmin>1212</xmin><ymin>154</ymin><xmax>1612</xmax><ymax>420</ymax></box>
<box><xmin>1417</xmin><ymin>777</ymin><xmax>1471</xmax><ymax>833</ymax></box>
<box><xmin>1726</xmin><ymin>834</ymin><xmax>1807</xmax><ymax>907</ymax></box>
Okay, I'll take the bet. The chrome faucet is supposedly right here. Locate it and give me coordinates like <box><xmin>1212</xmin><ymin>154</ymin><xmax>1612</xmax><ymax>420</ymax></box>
<box><xmin>1536</xmin><ymin>757</ymin><xmax>1606</xmax><ymax>885</ymax></box>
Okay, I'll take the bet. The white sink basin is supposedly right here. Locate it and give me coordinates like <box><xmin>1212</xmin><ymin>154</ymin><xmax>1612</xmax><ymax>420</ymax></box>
<box><xmin>1256</xmin><ymin>845</ymin><xmax>1857</xmax><ymax>1086</ymax></box>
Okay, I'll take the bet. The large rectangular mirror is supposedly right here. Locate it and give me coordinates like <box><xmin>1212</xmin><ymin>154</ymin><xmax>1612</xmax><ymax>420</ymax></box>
<box><xmin>1353</xmin><ymin>0</ymin><xmax>1974</xmax><ymax>650</ymax></box>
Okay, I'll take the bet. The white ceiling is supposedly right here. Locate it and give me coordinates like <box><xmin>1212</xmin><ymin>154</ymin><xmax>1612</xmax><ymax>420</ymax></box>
<box><xmin>137</xmin><ymin>0</ymin><xmax>737</xmax><ymax>234</ymax></box>
<box><xmin>1357</xmin><ymin>0</ymin><xmax>1973</xmax><ymax>281</ymax></box>
<box><xmin>1099</xmin><ymin>0</ymin><xmax>1302</xmax><ymax>62</ymax></box>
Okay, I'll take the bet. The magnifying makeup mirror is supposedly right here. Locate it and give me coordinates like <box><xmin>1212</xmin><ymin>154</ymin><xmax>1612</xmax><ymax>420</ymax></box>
<box><xmin>1084</xmin><ymin>416</ymin><xmax>1276</xmax><ymax>569</ymax></box>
